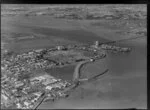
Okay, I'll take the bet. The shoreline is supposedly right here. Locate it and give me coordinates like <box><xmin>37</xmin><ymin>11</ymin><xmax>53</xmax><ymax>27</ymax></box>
<box><xmin>73</xmin><ymin>60</ymin><xmax>91</xmax><ymax>82</ymax></box>
<box><xmin>34</xmin><ymin>59</ymin><xmax>98</xmax><ymax>109</ymax></box>
<box><xmin>36</xmin><ymin>57</ymin><xmax>108</xmax><ymax>109</ymax></box>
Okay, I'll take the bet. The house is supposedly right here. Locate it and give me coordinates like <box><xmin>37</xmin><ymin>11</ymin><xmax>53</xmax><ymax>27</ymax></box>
<box><xmin>2</xmin><ymin>94</ymin><xmax>8</xmax><ymax>101</ymax></box>
<box><xmin>30</xmin><ymin>76</ymin><xmax>45</xmax><ymax>82</ymax></box>
<box><xmin>42</xmin><ymin>78</ymin><xmax>57</xmax><ymax>85</ymax></box>
<box><xmin>90</xmin><ymin>58</ymin><xmax>95</xmax><ymax>62</ymax></box>
<box><xmin>35</xmin><ymin>49</ymin><xmax>43</xmax><ymax>53</ymax></box>
<box><xmin>16</xmin><ymin>103</ymin><xmax>22</xmax><ymax>108</ymax></box>
<box><xmin>93</xmin><ymin>49</ymin><xmax>97</xmax><ymax>52</ymax></box>
<box><xmin>28</xmin><ymin>51</ymin><xmax>34</xmax><ymax>55</ymax></box>
<box><xmin>33</xmin><ymin>92</ymin><xmax>42</xmax><ymax>97</ymax></box>
<box><xmin>59</xmin><ymin>62</ymin><xmax>64</xmax><ymax>66</ymax></box>
<box><xmin>15</xmin><ymin>82</ymin><xmax>24</xmax><ymax>88</ymax></box>
<box><xmin>94</xmin><ymin>41</ymin><xmax>100</xmax><ymax>48</ymax></box>
<box><xmin>46</xmin><ymin>86</ymin><xmax>53</xmax><ymax>90</ymax></box>
<box><xmin>57</xmin><ymin>46</ymin><xmax>66</xmax><ymax>50</ymax></box>
<box><xmin>24</xmin><ymin>101</ymin><xmax>30</xmax><ymax>107</ymax></box>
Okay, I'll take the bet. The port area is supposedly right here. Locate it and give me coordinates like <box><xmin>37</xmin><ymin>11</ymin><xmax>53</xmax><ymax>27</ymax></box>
<box><xmin>1</xmin><ymin>43</ymin><xmax>131</xmax><ymax>109</ymax></box>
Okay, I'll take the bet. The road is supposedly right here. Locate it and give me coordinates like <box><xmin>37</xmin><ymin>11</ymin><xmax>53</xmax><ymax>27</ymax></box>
<box><xmin>73</xmin><ymin>60</ymin><xmax>91</xmax><ymax>82</ymax></box>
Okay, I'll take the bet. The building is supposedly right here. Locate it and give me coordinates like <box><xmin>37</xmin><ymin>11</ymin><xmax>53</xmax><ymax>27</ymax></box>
<box><xmin>46</xmin><ymin>86</ymin><xmax>53</xmax><ymax>90</ymax></box>
<box><xmin>90</xmin><ymin>58</ymin><xmax>95</xmax><ymax>62</ymax></box>
<box><xmin>58</xmin><ymin>62</ymin><xmax>64</xmax><ymax>66</ymax></box>
<box><xmin>94</xmin><ymin>41</ymin><xmax>100</xmax><ymax>48</ymax></box>
<box><xmin>28</xmin><ymin>51</ymin><xmax>34</xmax><ymax>55</ymax></box>
<box><xmin>1</xmin><ymin>94</ymin><xmax>8</xmax><ymax>101</ymax></box>
<box><xmin>24</xmin><ymin>101</ymin><xmax>30</xmax><ymax>107</ymax></box>
<box><xmin>93</xmin><ymin>49</ymin><xmax>97</xmax><ymax>52</ymax></box>
<box><xmin>35</xmin><ymin>49</ymin><xmax>43</xmax><ymax>53</ymax></box>
<box><xmin>16</xmin><ymin>103</ymin><xmax>22</xmax><ymax>108</ymax></box>
<box><xmin>30</xmin><ymin>76</ymin><xmax>45</xmax><ymax>82</ymax></box>
<box><xmin>57</xmin><ymin>46</ymin><xmax>65</xmax><ymax>50</ymax></box>
<box><xmin>15</xmin><ymin>81</ymin><xmax>24</xmax><ymax>88</ymax></box>
<box><xmin>33</xmin><ymin>92</ymin><xmax>43</xmax><ymax>97</ymax></box>
<box><xmin>42</xmin><ymin>78</ymin><xmax>57</xmax><ymax>85</ymax></box>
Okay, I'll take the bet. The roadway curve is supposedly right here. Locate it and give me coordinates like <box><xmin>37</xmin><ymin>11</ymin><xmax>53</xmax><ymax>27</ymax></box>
<box><xmin>73</xmin><ymin>60</ymin><xmax>91</xmax><ymax>82</ymax></box>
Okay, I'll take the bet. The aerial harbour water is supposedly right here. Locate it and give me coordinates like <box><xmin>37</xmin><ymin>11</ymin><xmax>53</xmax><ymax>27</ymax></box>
<box><xmin>38</xmin><ymin>38</ymin><xmax>146</xmax><ymax>109</ymax></box>
<box><xmin>1</xmin><ymin>4</ymin><xmax>147</xmax><ymax>109</ymax></box>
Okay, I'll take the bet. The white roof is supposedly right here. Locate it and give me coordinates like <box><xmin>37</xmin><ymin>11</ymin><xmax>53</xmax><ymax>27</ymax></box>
<box><xmin>16</xmin><ymin>103</ymin><xmax>22</xmax><ymax>108</ymax></box>
<box><xmin>33</xmin><ymin>92</ymin><xmax>42</xmax><ymax>97</ymax></box>
<box><xmin>42</xmin><ymin>78</ymin><xmax>57</xmax><ymax>85</ymax></box>
<box><xmin>24</xmin><ymin>101</ymin><xmax>30</xmax><ymax>106</ymax></box>
<box><xmin>46</xmin><ymin>86</ymin><xmax>53</xmax><ymax>90</ymax></box>
<box><xmin>35</xmin><ymin>49</ymin><xmax>43</xmax><ymax>52</ymax></box>
<box><xmin>2</xmin><ymin>94</ymin><xmax>8</xmax><ymax>100</ymax></box>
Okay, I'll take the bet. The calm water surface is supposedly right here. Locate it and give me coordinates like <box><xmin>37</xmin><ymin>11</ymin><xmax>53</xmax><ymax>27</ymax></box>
<box><xmin>2</xmin><ymin>21</ymin><xmax>146</xmax><ymax>108</ymax></box>
<box><xmin>45</xmin><ymin>65</ymin><xmax>76</xmax><ymax>82</ymax></box>
<box><xmin>38</xmin><ymin>38</ymin><xmax>147</xmax><ymax>109</ymax></box>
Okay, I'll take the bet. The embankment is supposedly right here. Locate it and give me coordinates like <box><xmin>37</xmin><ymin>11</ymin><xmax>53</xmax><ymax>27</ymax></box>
<box><xmin>72</xmin><ymin>60</ymin><xmax>91</xmax><ymax>82</ymax></box>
